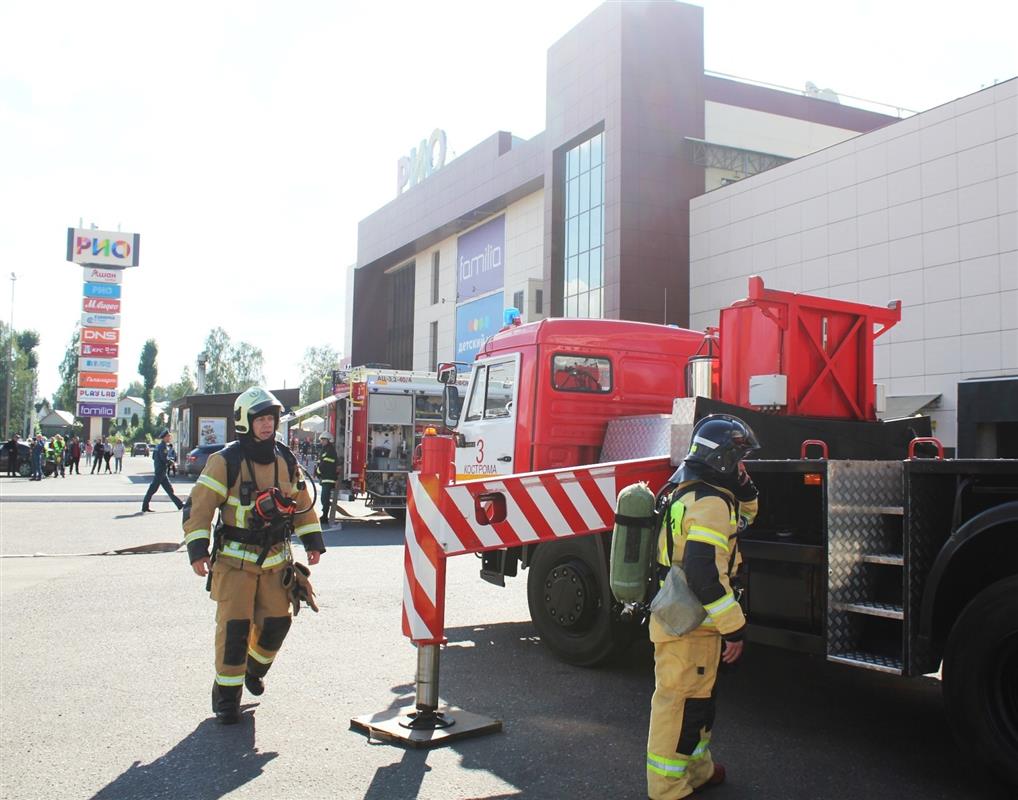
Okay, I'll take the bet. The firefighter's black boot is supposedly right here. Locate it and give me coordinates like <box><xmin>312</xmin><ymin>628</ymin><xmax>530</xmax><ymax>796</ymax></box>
<box><xmin>211</xmin><ymin>682</ymin><xmax>240</xmax><ymax>725</ymax></box>
<box><xmin>244</xmin><ymin>672</ymin><xmax>265</xmax><ymax>696</ymax></box>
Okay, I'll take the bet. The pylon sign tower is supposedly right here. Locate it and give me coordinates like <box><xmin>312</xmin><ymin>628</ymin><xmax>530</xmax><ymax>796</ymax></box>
<box><xmin>66</xmin><ymin>228</ymin><xmax>140</xmax><ymax>427</ymax></box>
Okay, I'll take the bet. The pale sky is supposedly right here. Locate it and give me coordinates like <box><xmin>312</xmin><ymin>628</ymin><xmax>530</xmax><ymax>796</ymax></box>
<box><xmin>1</xmin><ymin>0</ymin><xmax>1015</xmax><ymax>400</ymax></box>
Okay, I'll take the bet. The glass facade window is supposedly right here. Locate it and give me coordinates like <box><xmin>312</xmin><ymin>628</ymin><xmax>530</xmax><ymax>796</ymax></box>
<box><xmin>563</xmin><ymin>132</ymin><xmax>605</xmax><ymax>318</ymax></box>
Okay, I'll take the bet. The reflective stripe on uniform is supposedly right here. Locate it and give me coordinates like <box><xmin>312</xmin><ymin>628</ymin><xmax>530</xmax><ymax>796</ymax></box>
<box><xmin>687</xmin><ymin>525</ymin><xmax>729</xmax><ymax>551</ymax></box>
<box><xmin>691</xmin><ymin>738</ymin><xmax>711</xmax><ymax>760</ymax></box>
<box><xmin>704</xmin><ymin>591</ymin><xmax>738</xmax><ymax>618</ymax></box>
<box><xmin>247</xmin><ymin>647</ymin><xmax>274</xmax><ymax>665</ymax></box>
<box><xmin>294</xmin><ymin>522</ymin><xmax>322</xmax><ymax>537</ymax></box>
<box><xmin>197</xmin><ymin>474</ymin><xmax>228</xmax><ymax>498</ymax></box>
<box><xmin>216</xmin><ymin>673</ymin><xmax>244</xmax><ymax>686</ymax></box>
<box><xmin>185</xmin><ymin>528</ymin><xmax>211</xmax><ymax>545</ymax></box>
<box><xmin>226</xmin><ymin>496</ymin><xmax>253</xmax><ymax>529</ymax></box>
<box><xmin>647</xmin><ymin>751</ymin><xmax>688</xmax><ymax>777</ymax></box>
<box><xmin>321</xmin><ymin>456</ymin><xmax>335</xmax><ymax>462</ymax></box>
<box><xmin>220</xmin><ymin>541</ymin><xmax>288</xmax><ymax>569</ymax></box>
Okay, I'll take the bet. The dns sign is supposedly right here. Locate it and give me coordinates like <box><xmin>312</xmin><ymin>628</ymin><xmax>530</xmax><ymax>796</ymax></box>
<box><xmin>397</xmin><ymin>129</ymin><xmax>447</xmax><ymax>196</ymax></box>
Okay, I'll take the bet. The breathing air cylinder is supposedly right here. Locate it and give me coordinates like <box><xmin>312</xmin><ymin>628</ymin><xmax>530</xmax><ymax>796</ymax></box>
<box><xmin>609</xmin><ymin>481</ymin><xmax>658</xmax><ymax>603</ymax></box>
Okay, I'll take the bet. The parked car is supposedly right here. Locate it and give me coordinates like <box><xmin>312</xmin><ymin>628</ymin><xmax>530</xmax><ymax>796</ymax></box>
<box><xmin>183</xmin><ymin>443</ymin><xmax>226</xmax><ymax>477</ymax></box>
<box><xmin>2</xmin><ymin>441</ymin><xmax>33</xmax><ymax>477</ymax></box>
<box><xmin>131</xmin><ymin>442</ymin><xmax>150</xmax><ymax>457</ymax></box>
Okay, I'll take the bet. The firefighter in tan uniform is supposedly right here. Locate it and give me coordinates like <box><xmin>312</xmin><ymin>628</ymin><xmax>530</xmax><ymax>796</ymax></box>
<box><xmin>184</xmin><ymin>387</ymin><xmax>325</xmax><ymax>725</ymax></box>
<box><xmin>647</xmin><ymin>414</ymin><xmax>760</xmax><ymax>799</ymax></box>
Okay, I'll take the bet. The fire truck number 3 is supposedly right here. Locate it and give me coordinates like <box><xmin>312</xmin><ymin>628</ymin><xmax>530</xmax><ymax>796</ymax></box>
<box><xmin>475</xmin><ymin>438</ymin><xmax>485</xmax><ymax>464</ymax></box>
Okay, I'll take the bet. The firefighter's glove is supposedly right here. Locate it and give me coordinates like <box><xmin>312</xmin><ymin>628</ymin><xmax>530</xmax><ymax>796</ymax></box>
<box><xmin>283</xmin><ymin>562</ymin><xmax>319</xmax><ymax>616</ymax></box>
<box><xmin>733</xmin><ymin>469</ymin><xmax>758</xmax><ymax>503</ymax></box>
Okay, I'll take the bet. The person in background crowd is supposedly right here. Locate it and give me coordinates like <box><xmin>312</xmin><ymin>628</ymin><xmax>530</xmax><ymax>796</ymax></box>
<box><xmin>6</xmin><ymin>433</ymin><xmax>20</xmax><ymax>477</ymax></box>
<box><xmin>91</xmin><ymin>438</ymin><xmax>104</xmax><ymax>474</ymax></box>
<box><xmin>84</xmin><ymin>438</ymin><xmax>92</xmax><ymax>467</ymax></box>
<box><xmin>315</xmin><ymin>432</ymin><xmax>338</xmax><ymax>525</ymax></box>
<box><xmin>52</xmin><ymin>434</ymin><xmax>66</xmax><ymax>478</ymax></box>
<box><xmin>67</xmin><ymin>436</ymin><xmax>81</xmax><ymax>475</ymax></box>
<box><xmin>113</xmin><ymin>438</ymin><xmax>125</xmax><ymax>473</ymax></box>
<box><xmin>30</xmin><ymin>434</ymin><xmax>45</xmax><ymax>481</ymax></box>
<box><xmin>103</xmin><ymin>438</ymin><xmax>113</xmax><ymax>473</ymax></box>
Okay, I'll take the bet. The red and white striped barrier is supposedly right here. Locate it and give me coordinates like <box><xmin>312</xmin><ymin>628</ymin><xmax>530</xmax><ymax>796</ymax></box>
<box><xmin>401</xmin><ymin>454</ymin><xmax>673</xmax><ymax>645</ymax></box>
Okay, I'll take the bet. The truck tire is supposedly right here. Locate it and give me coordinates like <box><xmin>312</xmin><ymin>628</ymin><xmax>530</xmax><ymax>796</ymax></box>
<box><xmin>527</xmin><ymin>537</ymin><xmax>632</xmax><ymax>666</ymax></box>
<box><xmin>942</xmin><ymin>575</ymin><xmax>1018</xmax><ymax>788</ymax></box>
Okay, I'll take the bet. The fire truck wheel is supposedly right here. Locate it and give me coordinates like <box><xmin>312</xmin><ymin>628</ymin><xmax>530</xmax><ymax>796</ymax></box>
<box><xmin>942</xmin><ymin>575</ymin><xmax>1018</xmax><ymax>788</ymax></box>
<box><xmin>527</xmin><ymin>537</ymin><xmax>633</xmax><ymax>667</ymax></box>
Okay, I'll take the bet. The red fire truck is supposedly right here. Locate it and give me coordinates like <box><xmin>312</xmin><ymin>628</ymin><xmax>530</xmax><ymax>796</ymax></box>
<box><xmin>295</xmin><ymin>367</ymin><xmax>467</xmax><ymax>518</ymax></box>
<box><xmin>411</xmin><ymin>278</ymin><xmax>1017</xmax><ymax>783</ymax></box>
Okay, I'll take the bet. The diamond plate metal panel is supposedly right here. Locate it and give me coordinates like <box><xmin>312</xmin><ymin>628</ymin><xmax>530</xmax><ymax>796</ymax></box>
<box><xmin>670</xmin><ymin>398</ymin><xmax>698</xmax><ymax>466</ymax></box>
<box><xmin>599</xmin><ymin>415</ymin><xmax>672</xmax><ymax>462</ymax></box>
<box><xmin>826</xmin><ymin>461</ymin><xmax>904</xmax><ymax>663</ymax></box>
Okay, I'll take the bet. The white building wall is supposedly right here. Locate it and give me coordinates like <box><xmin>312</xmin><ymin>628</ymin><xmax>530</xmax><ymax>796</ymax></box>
<box><xmin>690</xmin><ymin>80</ymin><xmax>1018</xmax><ymax>448</ymax></box>
<box><xmin>411</xmin><ymin>190</ymin><xmax>545</xmax><ymax>371</ymax></box>
<box><xmin>706</xmin><ymin>101</ymin><xmax>866</xmax><ymax>159</ymax></box>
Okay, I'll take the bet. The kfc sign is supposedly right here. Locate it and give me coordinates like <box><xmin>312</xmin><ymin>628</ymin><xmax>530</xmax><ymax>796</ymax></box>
<box><xmin>79</xmin><ymin>371</ymin><xmax>118</xmax><ymax>389</ymax></box>
<box><xmin>81</xmin><ymin>327</ymin><xmax>120</xmax><ymax>344</ymax></box>
<box><xmin>80</xmin><ymin>343</ymin><xmax>119</xmax><ymax>358</ymax></box>
<box><xmin>83</xmin><ymin>297</ymin><xmax>121</xmax><ymax>314</ymax></box>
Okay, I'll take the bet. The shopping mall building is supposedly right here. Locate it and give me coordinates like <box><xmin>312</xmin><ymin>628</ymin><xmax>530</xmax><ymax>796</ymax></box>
<box><xmin>351</xmin><ymin>0</ymin><xmax>1016</xmax><ymax>452</ymax></box>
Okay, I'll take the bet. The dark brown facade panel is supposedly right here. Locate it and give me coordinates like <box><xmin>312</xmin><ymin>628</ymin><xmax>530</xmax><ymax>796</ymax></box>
<box><xmin>704</xmin><ymin>74</ymin><xmax>898</xmax><ymax>133</ymax></box>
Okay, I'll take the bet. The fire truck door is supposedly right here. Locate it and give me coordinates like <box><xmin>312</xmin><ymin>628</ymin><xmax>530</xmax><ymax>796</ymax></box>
<box><xmin>454</xmin><ymin>355</ymin><xmax>519</xmax><ymax>481</ymax></box>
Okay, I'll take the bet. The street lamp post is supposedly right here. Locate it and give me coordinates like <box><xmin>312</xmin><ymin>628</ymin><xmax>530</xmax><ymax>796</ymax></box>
<box><xmin>4</xmin><ymin>272</ymin><xmax>15</xmax><ymax>439</ymax></box>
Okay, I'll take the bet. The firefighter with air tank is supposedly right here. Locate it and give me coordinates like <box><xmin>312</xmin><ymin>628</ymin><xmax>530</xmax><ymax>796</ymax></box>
<box><xmin>646</xmin><ymin>414</ymin><xmax>760</xmax><ymax>799</ymax></box>
<box><xmin>183</xmin><ymin>387</ymin><xmax>325</xmax><ymax>725</ymax></box>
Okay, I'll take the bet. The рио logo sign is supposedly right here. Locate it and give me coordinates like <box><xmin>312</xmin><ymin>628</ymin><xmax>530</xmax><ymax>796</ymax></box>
<box><xmin>397</xmin><ymin>129</ymin><xmax>447</xmax><ymax>196</ymax></box>
<box><xmin>66</xmin><ymin>228</ymin><xmax>140</xmax><ymax>268</ymax></box>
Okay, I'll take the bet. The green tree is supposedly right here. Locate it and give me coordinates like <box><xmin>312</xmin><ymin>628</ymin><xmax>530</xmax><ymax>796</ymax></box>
<box><xmin>122</xmin><ymin>380</ymin><xmax>145</xmax><ymax>399</ymax></box>
<box><xmin>165</xmin><ymin>366</ymin><xmax>196</xmax><ymax>402</ymax></box>
<box><xmin>138</xmin><ymin>339</ymin><xmax>158</xmax><ymax>434</ymax></box>
<box><xmin>233</xmin><ymin>342</ymin><xmax>265</xmax><ymax>391</ymax></box>
<box><xmin>53</xmin><ymin>328</ymin><xmax>80</xmax><ymax>412</ymax></box>
<box><xmin>299</xmin><ymin>345</ymin><xmax>341</xmax><ymax>405</ymax></box>
<box><xmin>203</xmin><ymin>328</ymin><xmax>236</xmax><ymax>393</ymax></box>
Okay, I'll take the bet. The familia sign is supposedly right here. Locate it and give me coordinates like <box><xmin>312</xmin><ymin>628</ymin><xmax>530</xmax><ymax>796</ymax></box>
<box><xmin>457</xmin><ymin>215</ymin><xmax>505</xmax><ymax>302</ymax></box>
<box><xmin>66</xmin><ymin>228</ymin><xmax>140</xmax><ymax>268</ymax></box>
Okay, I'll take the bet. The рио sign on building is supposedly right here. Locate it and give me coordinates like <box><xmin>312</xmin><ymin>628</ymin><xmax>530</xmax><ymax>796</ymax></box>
<box><xmin>66</xmin><ymin>228</ymin><xmax>140</xmax><ymax>268</ymax></box>
<box><xmin>397</xmin><ymin>129</ymin><xmax>447</xmax><ymax>196</ymax></box>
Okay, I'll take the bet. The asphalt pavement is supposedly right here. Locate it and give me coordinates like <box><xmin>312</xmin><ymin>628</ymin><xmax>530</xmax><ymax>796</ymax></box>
<box><xmin>0</xmin><ymin>460</ymin><xmax>1011</xmax><ymax>799</ymax></box>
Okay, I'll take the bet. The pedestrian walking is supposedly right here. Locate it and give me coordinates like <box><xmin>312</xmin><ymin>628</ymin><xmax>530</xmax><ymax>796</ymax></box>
<box><xmin>67</xmin><ymin>436</ymin><xmax>81</xmax><ymax>475</ymax></box>
<box><xmin>142</xmin><ymin>429</ymin><xmax>183</xmax><ymax>511</ymax></box>
<box><xmin>84</xmin><ymin>438</ymin><xmax>92</xmax><ymax>467</ymax></box>
<box><xmin>30</xmin><ymin>434</ymin><xmax>45</xmax><ymax>480</ymax></box>
<box><xmin>646</xmin><ymin>415</ymin><xmax>760</xmax><ymax>800</ymax></box>
<box><xmin>315</xmin><ymin>432</ymin><xmax>337</xmax><ymax>524</ymax></box>
<box><xmin>113</xmin><ymin>438</ymin><xmax>125</xmax><ymax>473</ymax></box>
<box><xmin>103</xmin><ymin>438</ymin><xmax>113</xmax><ymax>473</ymax></box>
<box><xmin>6</xmin><ymin>433</ymin><xmax>20</xmax><ymax>477</ymax></box>
<box><xmin>184</xmin><ymin>387</ymin><xmax>324</xmax><ymax>725</ymax></box>
<box><xmin>91</xmin><ymin>439</ymin><xmax>104</xmax><ymax>474</ymax></box>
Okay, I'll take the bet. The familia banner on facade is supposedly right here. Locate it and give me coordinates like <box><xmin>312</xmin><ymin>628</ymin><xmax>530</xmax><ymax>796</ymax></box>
<box><xmin>457</xmin><ymin>215</ymin><xmax>505</xmax><ymax>302</ymax></box>
<box><xmin>455</xmin><ymin>292</ymin><xmax>504</xmax><ymax>365</ymax></box>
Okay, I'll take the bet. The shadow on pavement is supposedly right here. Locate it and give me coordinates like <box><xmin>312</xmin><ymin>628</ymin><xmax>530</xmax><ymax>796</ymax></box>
<box><xmin>357</xmin><ymin>621</ymin><xmax>1010</xmax><ymax>800</ymax></box>
<box><xmin>91</xmin><ymin>705</ymin><xmax>276</xmax><ymax>800</ymax></box>
<box><xmin>320</xmin><ymin>527</ymin><xmax>403</xmax><ymax>549</ymax></box>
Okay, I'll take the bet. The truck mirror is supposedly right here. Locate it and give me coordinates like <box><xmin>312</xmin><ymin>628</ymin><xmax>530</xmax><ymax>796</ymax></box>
<box><xmin>442</xmin><ymin>384</ymin><xmax>461</xmax><ymax>428</ymax></box>
<box><xmin>437</xmin><ymin>364</ymin><xmax>456</xmax><ymax>385</ymax></box>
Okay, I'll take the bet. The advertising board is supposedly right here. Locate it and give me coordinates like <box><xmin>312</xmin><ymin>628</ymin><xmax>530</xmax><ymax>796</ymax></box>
<box><xmin>78</xmin><ymin>357</ymin><xmax>118</xmax><ymax>373</ymax></box>
<box><xmin>82</xmin><ymin>266</ymin><xmax>124</xmax><ymax>284</ymax></box>
<box><xmin>83</xmin><ymin>282</ymin><xmax>122</xmax><ymax>299</ymax></box>
<box><xmin>66</xmin><ymin>228</ymin><xmax>140</xmax><ymax>268</ymax></box>
<box><xmin>457</xmin><ymin>215</ymin><xmax>505</xmax><ymax>302</ymax></box>
<box><xmin>81</xmin><ymin>327</ymin><xmax>120</xmax><ymax>344</ymax></box>
<box><xmin>455</xmin><ymin>292</ymin><xmax>504</xmax><ymax>365</ymax></box>
<box><xmin>77</xmin><ymin>387</ymin><xmax>118</xmax><ymax>402</ymax></box>
<box><xmin>79</xmin><ymin>342</ymin><xmax>119</xmax><ymax>357</ymax></box>
<box><xmin>77</xmin><ymin>402</ymin><xmax>117</xmax><ymax>418</ymax></box>
<box><xmin>198</xmin><ymin>417</ymin><xmax>227</xmax><ymax>445</ymax></box>
<box><xmin>83</xmin><ymin>297</ymin><xmax>121</xmax><ymax>314</ymax></box>
<box><xmin>81</xmin><ymin>312</ymin><xmax>121</xmax><ymax>328</ymax></box>
<box><xmin>79</xmin><ymin>371</ymin><xmax>118</xmax><ymax>389</ymax></box>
